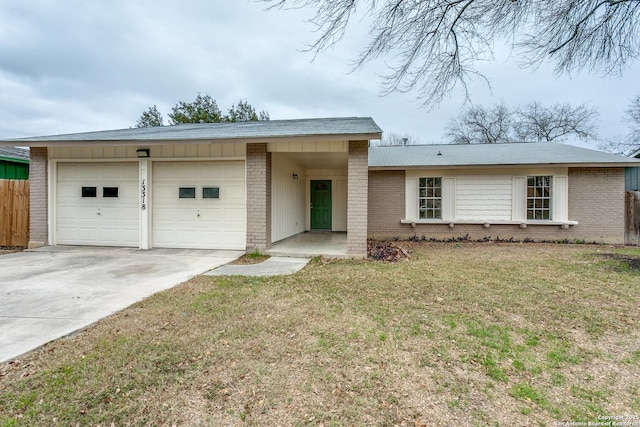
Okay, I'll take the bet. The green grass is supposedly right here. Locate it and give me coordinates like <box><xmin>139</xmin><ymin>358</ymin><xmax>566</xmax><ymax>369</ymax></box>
<box><xmin>1</xmin><ymin>242</ymin><xmax>639</xmax><ymax>426</ymax></box>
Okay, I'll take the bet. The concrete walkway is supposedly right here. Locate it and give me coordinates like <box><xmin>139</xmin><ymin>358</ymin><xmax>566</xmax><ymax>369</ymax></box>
<box><xmin>0</xmin><ymin>246</ymin><xmax>242</xmax><ymax>363</ymax></box>
<box><xmin>204</xmin><ymin>257</ymin><xmax>310</xmax><ymax>277</ymax></box>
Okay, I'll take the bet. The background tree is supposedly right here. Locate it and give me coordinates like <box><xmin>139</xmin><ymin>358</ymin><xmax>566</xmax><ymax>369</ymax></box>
<box><xmin>513</xmin><ymin>102</ymin><xmax>598</xmax><ymax>143</ymax></box>
<box><xmin>603</xmin><ymin>94</ymin><xmax>640</xmax><ymax>155</ymax></box>
<box><xmin>168</xmin><ymin>93</ymin><xmax>223</xmax><ymax>124</ymax></box>
<box><xmin>136</xmin><ymin>105</ymin><xmax>164</xmax><ymax>128</ymax></box>
<box><xmin>625</xmin><ymin>95</ymin><xmax>640</xmax><ymax>152</ymax></box>
<box><xmin>227</xmin><ymin>99</ymin><xmax>270</xmax><ymax>122</ymax></box>
<box><xmin>262</xmin><ymin>0</ymin><xmax>640</xmax><ymax>106</ymax></box>
<box><xmin>135</xmin><ymin>95</ymin><xmax>270</xmax><ymax>127</ymax></box>
<box><xmin>445</xmin><ymin>104</ymin><xmax>513</xmax><ymax>144</ymax></box>
<box><xmin>445</xmin><ymin>102</ymin><xmax>598</xmax><ymax>144</ymax></box>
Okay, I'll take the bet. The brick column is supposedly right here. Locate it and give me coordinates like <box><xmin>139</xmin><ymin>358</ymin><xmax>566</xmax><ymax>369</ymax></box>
<box><xmin>246</xmin><ymin>143</ymin><xmax>272</xmax><ymax>252</ymax></box>
<box><xmin>347</xmin><ymin>140</ymin><xmax>369</xmax><ymax>257</ymax></box>
<box><xmin>28</xmin><ymin>147</ymin><xmax>48</xmax><ymax>248</ymax></box>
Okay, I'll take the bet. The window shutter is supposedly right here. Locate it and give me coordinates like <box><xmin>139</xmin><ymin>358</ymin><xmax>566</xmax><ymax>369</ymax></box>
<box><xmin>512</xmin><ymin>176</ymin><xmax>526</xmax><ymax>221</ymax></box>
<box><xmin>442</xmin><ymin>177</ymin><xmax>456</xmax><ymax>221</ymax></box>
<box><xmin>405</xmin><ymin>177</ymin><xmax>419</xmax><ymax>220</ymax></box>
<box><xmin>552</xmin><ymin>176</ymin><xmax>568</xmax><ymax>221</ymax></box>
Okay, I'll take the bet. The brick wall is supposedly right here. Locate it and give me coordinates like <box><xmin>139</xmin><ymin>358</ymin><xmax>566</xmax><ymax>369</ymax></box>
<box><xmin>28</xmin><ymin>147</ymin><xmax>48</xmax><ymax>248</ymax></box>
<box><xmin>368</xmin><ymin>170</ymin><xmax>406</xmax><ymax>236</ymax></box>
<box><xmin>245</xmin><ymin>143</ymin><xmax>271</xmax><ymax>252</ymax></box>
<box><xmin>367</xmin><ymin>167</ymin><xmax>626</xmax><ymax>244</ymax></box>
<box><xmin>347</xmin><ymin>141</ymin><xmax>368</xmax><ymax>257</ymax></box>
<box><xmin>567</xmin><ymin>167</ymin><xmax>625</xmax><ymax>243</ymax></box>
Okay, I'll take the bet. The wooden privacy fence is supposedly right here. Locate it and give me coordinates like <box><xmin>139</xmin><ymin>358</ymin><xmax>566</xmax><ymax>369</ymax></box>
<box><xmin>0</xmin><ymin>179</ymin><xmax>30</xmax><ymax>247</ymax></box>
<box><xmin>626</xmin><ymin>191</ymin><xmax>640</xmax><ymax>246</ymax></box>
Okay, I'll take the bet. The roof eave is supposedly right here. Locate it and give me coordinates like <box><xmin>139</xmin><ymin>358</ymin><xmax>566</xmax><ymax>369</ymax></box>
<box><xmin>0</xmin><ymin>156</ymin><xmax>29</xmax><ymax>163</ymax></box>
<box><xmin>369</xmin><ymin>162</ymin><xmax>640</xmax><ymax>170</ymax></box>
<box><xmin>0</xmin><ymin>132</ymin><xmax>382</xmax><ymax>147</ymax></box>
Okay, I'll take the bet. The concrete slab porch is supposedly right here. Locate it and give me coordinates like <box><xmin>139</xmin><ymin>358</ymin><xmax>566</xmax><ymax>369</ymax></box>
<box><xmin>267</xmin><ymin>231</ymin><xmax>348</xmax><ymax>258</ymax></box>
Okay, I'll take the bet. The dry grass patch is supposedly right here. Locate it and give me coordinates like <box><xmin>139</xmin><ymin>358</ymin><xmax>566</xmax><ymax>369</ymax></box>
<box><xmin>0</xmin><ymin>247</ymin><xmax>23</xmax><ymax>256</ymax></box>
<box><xmin>1</xmin><ymin>243</ymin><xmax>639</xmax><ymax>426</ymax></box>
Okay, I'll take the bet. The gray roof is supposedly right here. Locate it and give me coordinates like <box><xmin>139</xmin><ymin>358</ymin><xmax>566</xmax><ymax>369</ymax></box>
<box><xmin>369</xmin><ymin>143</ymin><xmax>640</xmax><ymax>168</ymax></box>
<box><xmin>0</xmin><ymin>147</ymin><xmax>29</xmax><ymax>162</ymax></box>
<box><xmin>1</xmin><ymin>117</ymin><xmax>382</xmax><ymax>146</ymax></box>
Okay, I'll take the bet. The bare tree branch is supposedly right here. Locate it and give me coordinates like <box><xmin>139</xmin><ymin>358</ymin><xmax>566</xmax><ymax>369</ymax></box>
<box><xmin>259</xmin><ymin>0</ymin><xmax>640</xmax><ymax>106</ymax></box>
<box><xmin>445</xmin><ymin>101</ymin><xmax>599</xmax><ymax>144</ymax></box>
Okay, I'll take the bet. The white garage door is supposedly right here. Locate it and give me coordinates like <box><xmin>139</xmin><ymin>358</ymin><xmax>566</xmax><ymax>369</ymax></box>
<box><xmin>57</xmin><ymin>162</ymin><xmax>139</xmax><ymax>246</ymax></box>
<box><xmin>152</xmin><ymin>161</ymin><xmax>246</xmax><ymax>250</ymax></box>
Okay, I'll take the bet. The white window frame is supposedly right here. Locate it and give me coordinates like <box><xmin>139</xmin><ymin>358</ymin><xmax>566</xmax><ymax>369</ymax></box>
<box><xmin>527</xmin><ymin>176</ymin><xmax>552</xmax><ymax>220</ymax></box>
<box><xmin>419</xmin><ymin>177</ymin><xmax>442</xmax><ymax>219</ymax></box>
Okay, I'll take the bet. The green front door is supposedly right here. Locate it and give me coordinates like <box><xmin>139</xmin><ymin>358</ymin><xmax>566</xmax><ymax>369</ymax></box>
<box><xmin>311</xmin><ymin>180</ymin><xmax>332</xmax><ymax>230</ymax></box>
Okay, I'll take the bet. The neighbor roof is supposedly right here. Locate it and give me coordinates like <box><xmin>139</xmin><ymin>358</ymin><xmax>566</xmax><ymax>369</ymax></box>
<box><xmin>0</xmin><ymin>117</ymin><xmax>382</xmax><ymax>147</ymax></box>
<box><xmin>369</xmin><ymin>142</ymin><xmax>640</xmax><ymax>168</ymax></box>
<box><xmin>0</xmin><ymin>147</ymin><xmax>29</xmax><ymax>163</ymax></box>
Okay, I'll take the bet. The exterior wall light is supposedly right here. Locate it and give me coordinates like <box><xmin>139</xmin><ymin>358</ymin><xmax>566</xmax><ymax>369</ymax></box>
<box><xmin>136</xmin><ymin>149</ymin><xmax>150</xmax><ymax>158</ymax></box>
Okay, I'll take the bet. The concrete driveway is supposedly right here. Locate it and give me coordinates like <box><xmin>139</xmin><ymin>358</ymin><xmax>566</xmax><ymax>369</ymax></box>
<box><xmin>0</xmin><ymin>246</ymin><xmax>242</xmax><ymax>363</ymax></box>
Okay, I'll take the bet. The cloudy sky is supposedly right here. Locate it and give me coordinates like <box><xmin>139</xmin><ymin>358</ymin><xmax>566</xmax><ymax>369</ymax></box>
<box><xmin>1</xmin><ymin>1</ymin><xmax>638</xmax><ymax>148</ymax></box>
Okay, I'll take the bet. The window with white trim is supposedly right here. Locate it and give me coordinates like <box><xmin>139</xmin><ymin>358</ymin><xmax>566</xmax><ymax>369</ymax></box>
<box><xmin>527</xmin><ymin>176</ymin><xmax>552</xmax><ymax>220</ymax></box>
<box><xmin>419</xmin><ymin>177</ymin><xmax>442</xmax><ymax>219</ymax></box>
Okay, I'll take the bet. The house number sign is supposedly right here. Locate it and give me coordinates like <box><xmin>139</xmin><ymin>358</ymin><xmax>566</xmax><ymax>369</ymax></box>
<box><xmin>141</xmin><ymin>179</ymin><xmax>147</xmax><ymax>210</ymax></box>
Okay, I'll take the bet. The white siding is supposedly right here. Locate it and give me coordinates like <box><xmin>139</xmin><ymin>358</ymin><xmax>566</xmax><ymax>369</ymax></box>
<box><xmin>50</xmin><ymin>143</ymin><xmax>246</xmax><ymax>159</ymax></box>
<box><xmin>271</xmin><ymin>154</ymin><xmax>306</xmax><ymax>242</ymax></box>
<box><xmin>268</xmin><ymin>141</ymin><xmax>347</xmax><ymax>153</ymax></box>
<box><xmin>405</xmin><ymin>168</ymin><xmax>569</xmax><ymax>222</ymax></box>
<box><xmin>455</xmin><ymin>176</ymin><xmax>512</xmax><ymax>221</ymax></box>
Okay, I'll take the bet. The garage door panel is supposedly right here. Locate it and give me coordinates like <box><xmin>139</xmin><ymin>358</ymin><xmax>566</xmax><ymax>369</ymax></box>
<box><xmin>57</xmin><ymin>162</ymin><xmax>139</xmax><ymax>247</ymax></box>
<box><xmin>152</xmin><ymin>161</ymin><xmax>246</xmax><ymax>250</ymax></box>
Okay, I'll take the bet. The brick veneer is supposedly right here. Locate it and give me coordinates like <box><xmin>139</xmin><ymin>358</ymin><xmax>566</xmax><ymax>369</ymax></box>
<box><xmin>567</xmin><ymin>167</ymin><xmax>625</xmax><ymax>243</ymax></box>
<box><xmin>367</xmin><ymin>167</ymin><xmax>626</xmax><ymax>244</ymax></box>
<box><xmin>347</xmin><ymin>141</ymin><xmax>369</xmax><ymax>257</ymax></box>
<box><xmin>368</xmin><ymin>170</ymin><xmax>406</xmax><ymax>236</ymax></box>
<box><xmin>28</xmin><ymin>147</ymin><xmax>48</xmax><ymax>248</ymax></box>
<box><xmin>246</xmin><ymin>143</ymin><xmax>271</xmax><ymax>252</ymax></box>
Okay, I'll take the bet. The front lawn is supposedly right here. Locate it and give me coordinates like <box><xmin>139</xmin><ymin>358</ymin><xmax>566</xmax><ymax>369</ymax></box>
<box><xmin>1</xmin><ymin>243</ymin><xmax>639</xmax><ymax>426</ymax></box>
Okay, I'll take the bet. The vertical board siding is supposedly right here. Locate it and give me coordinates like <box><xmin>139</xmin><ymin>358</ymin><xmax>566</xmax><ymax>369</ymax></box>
<box><xmin>626</xmin><ymin>167</ymin><xmax>640</xmax><ymax>191</ymax></box>
<box><xmin>626</xmin><ymin>191</ymin><xmax>640</xmax><ymax>245</ymax></box>
<box><xmin>271</xmin><ymin>154</ymin><xmax>306</xmax><ymax>242</ymax></box>
<box><xmin>512</xmin><ymin>177</ymin><xmax>527</xmax><ymax>221</ymax></box>
<box><xmin>552</xmin><ymin>176</ymin><xmax>569</xmax><ymax>221</ymax></box>
<box><xmin>0</xmin><ymin>179</ymin><xmax>30</xmax><ymax>246</ymax></box>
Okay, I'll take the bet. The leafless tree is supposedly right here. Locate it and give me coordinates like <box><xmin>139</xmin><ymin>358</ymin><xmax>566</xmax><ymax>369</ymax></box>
<box><xmin>625</xmin><ymin>94</ymin><xmax>640</xmax><ymax>147</ymax></box>
<box><xmin>261</xmin><ymin>0</ymin><xmax>640</xmax><ymax>106</ymax></box>
<box><xmin>445</xmin><ymin>103</ymin><xmax>513</xmax><ymax>144</ymax></box>
<box><xmin>602</xmin><ymin>94</ymin><xmax>640</xmax><ymax>154</ymax></box>
<box><xmin>445</xmin><ymin>101</ymin><xmax>599</xmax><ymax>144</ymax></box>
<box><xmin>513</xmin><ymin>102</ymin><xmax>598</xmax><ymax>142</ymax></box>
